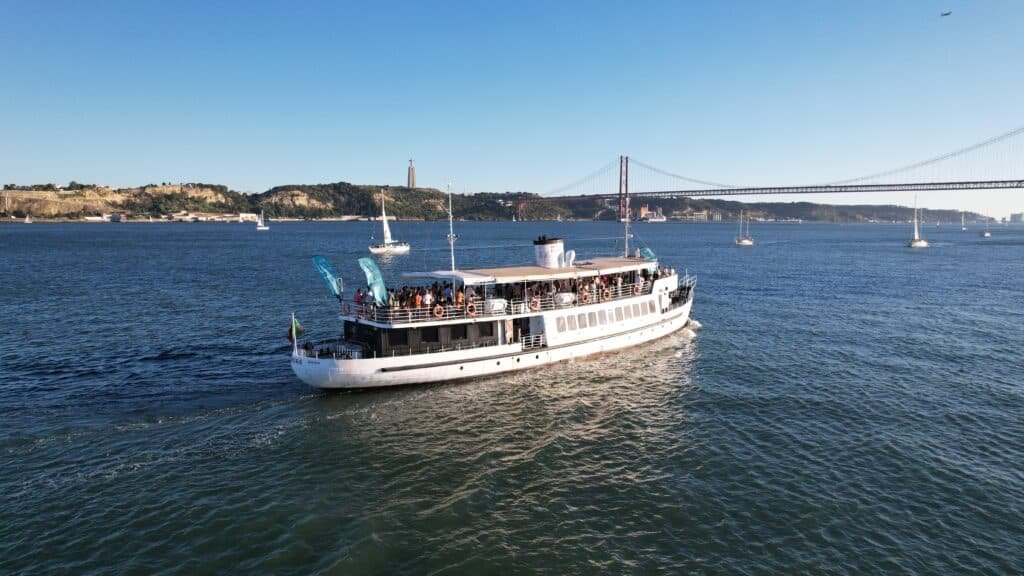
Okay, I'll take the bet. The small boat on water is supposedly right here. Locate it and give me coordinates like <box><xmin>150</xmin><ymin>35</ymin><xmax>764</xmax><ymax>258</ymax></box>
<box><xmin>734</xmin><ymin>210</ymin><xmax>754</xmax><ymax>246</ymax></box>
<box><xmin>256</xmin><ymin>211</ymin><xmax>269</xmax><ymax>231</ymax></box>
<box><xmin>908</xmin><ymin>200</ymin><xmax>928</xmax><ymax>248</ymax></box>
<box><xmin>369</xmin><ymin>189</ymin><xmax>410</xmax><ymax>255</ymax></box>
<box><xmin>961</xmin><ymin>212</ymin><xmax>967</xmax><ymax>232</ymax></box>
<box><xmin>290</xmin><ymin>187</ymin><xmax>697</xmax><ymax>389</ymax></box>
<box><xmin>980</xmin><ymin>220</ymin><xmax>991</xmax><ymax>238</ymax></box>
<box><xmin>24</xmin><ymin>214</ymin><xmax>32</xmax><ymax>224</ymax></box>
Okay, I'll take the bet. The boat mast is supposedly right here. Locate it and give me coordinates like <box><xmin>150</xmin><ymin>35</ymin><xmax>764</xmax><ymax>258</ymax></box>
<box><xmin>446</xmin><ymin>180</ymin><xmax>456</xmax><ymax>271</ymax></box>
<box><xmin>912</xmin><ymin>196</ymin><xmax>921</xmax><ymax>241</ymax></box>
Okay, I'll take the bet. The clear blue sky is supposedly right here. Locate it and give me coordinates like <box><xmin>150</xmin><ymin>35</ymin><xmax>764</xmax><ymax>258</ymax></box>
<box><xmin>2</xmin><ymin>0</ymin><xmax>1022</xmax><ymax>216</ymax></box>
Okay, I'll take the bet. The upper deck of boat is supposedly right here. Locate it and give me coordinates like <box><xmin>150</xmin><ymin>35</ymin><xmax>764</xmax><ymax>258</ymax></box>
<box><xmin>406</xmin><ymin>256</ymin><xmax>653</xmax><ymax>286</ymax></box>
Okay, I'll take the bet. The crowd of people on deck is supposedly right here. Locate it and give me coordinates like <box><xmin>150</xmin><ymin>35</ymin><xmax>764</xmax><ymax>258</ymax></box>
<box><xmin>349</xmin><ymin>266</ymin><xmax>676</xmax><ymax>313</ymax></box>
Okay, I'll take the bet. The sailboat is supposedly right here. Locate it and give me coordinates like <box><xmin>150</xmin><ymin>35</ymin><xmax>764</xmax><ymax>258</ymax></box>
<box><xmin>256</xmin><ymin>210</ymin><xmax>269</xmax><ymax>231</ymax></box>
<box><xmin>980</xmin><ymin>219</ymin><xmax>991</xmax><ymax>238</ymax></box>
<box><xmin>369</xmin><ymin>189</ymin><xmax>410</xmax><ymax>254</ymax></box>
<box><xmin>24</xmin><ymin>214</ymin><xmax>32</xmax><ymax>224</ymax></box>
<box><xmin>908</xmin><ymin>199</ymin><xmax>928</xmax><ymax>248</ymax></box>
<box><xmin>961</xmin><ymin>212</ymin><xmax>967</xmax><ymax>232</ymax></box>
<box><xmin>734</xmin><ymin>210</ymin><xmax>754</xmax><ymax>246</ymax></box>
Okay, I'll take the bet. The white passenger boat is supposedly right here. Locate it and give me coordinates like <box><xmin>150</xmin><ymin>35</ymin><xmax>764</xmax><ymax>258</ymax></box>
<box><xmin>369</xmin><ymin>189</ymin><xmax>410</xmax><ymax>254</ymax></box>
<box><xmin>292</xmin><ymin>219</ymin><xmax>696</xmax><ymax>389</ymax></box>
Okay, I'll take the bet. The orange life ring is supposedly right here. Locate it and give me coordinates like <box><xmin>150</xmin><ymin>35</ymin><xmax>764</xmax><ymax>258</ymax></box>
<box><xmin>529</xmin><ymin>297</ymin><xmax>541</xmax><ymax>311</ymax></box>
<box><xmin>466</xmin><ymin>301</ymin><xmax>477</xmax><ymax>317</ymax></box>
<box><xmin>603</xmin><ymin>287</ymin><xmax>611</xmax><ymax>300</ymax></box>
<box><xmin>342</xmin><ymin>303</ymin><xmax>351</xmax><ymax>315</ymax></box>
<box><xmin>581</xmin><ymin>290</ymin><xmax>590</xmax><ymax>304</ymax></box>
<box><xmin>433</xmin><ymin>304</ymin><xmax>445</xmax><ymax>319</ymax></box>
<box><xmin>632</xmin><ymin>285</ymin><xmax>642</xmax><ymax>296</ymax></box>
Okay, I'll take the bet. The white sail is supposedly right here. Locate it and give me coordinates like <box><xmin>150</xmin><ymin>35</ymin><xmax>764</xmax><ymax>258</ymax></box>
<box><xmin>380</xmin><ymin>191</ymin><xmax>393</xmax><ymax>244</ymax></box>
<box><xmin>912</xmin><ymin>209</ymin><xmax>921</xmax><ymax>241</ymax></box>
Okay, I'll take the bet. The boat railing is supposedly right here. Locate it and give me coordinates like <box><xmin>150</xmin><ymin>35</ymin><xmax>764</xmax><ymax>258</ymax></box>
<box><xmin>294</xmin><ymin>339</ymin><xmax>365</xmax><ymax>360</ymax></box>
<box><xmin>342</xmin><ymin>279</ymin><xmax>656</xmax><ymax>325</ymax></box>
<box><xmin>521</xmin><ymin>333</ymin><xmax>547</xmax><ymax>349</ymax></box>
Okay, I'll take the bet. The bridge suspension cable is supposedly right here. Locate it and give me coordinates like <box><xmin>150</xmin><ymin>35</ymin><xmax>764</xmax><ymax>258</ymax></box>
<box><xmin>822</xmin><ymin>124</ymin><xmax>1024</xmax><ymax>185</ymax></box>
<box><xmin>543</xmin><ymin>160</ymin><xmax>618</xmax><ymax>196</ymax></box>
<box><xmin>627</xmin><ymin>158</ymin><xmax>737</xmax><ymax>189</ymax></box>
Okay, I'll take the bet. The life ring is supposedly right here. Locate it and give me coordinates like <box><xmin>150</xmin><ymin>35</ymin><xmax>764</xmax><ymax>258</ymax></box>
<box><xmin>433</xmin><ymin>304</ymin><xmax>445</xmax><ymax>319</ymax></box>
<box><xmin>632</xmin><ymin>285</ymin><xmax>642</xmax><ymax>296</ymax></box>
<box><xmin>342</xmin><ymin>303</ymin><xmax>351</xmax><ymax>315</ymax></box>
<box><xmin>466</xmin><ymin>301</ymin><xmax>477</xmax><ymax>317</ymax></box>
<box><xmin>602</xmin><ymin>287</ymin><xmax>611</xmax><ymax>300</ymax></box>
<box><xmin>529</xmin><ymin>297</ymin><xmax>540</xmax><ymax>311</ymax></box>
<box><xmin>581</xmin><ymin>290</ymin><xmax>590</xmax><ymax>304</ymax></box>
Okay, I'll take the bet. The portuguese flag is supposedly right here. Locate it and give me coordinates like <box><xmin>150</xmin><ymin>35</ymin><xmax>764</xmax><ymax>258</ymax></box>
<box><xmin>287</xmin><ymin>315</ymin><xmax>304</xmax><ymax>343</ymax></box>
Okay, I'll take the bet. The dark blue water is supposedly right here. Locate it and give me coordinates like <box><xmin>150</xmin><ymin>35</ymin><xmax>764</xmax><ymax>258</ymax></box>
<box><xmin>2</xmin><ymin>221</ymin><xmax>1022</xmax><ymax>574</ymax></box>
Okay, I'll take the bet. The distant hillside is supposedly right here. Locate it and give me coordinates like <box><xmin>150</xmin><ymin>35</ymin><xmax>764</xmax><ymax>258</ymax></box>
<box><xmin>1</xmin><ymin>181</ymin><xmax>989</xmax><ymax>222</ymax></box>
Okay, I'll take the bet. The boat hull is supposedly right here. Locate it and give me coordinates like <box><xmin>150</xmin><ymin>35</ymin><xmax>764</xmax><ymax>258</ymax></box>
<box><xmin>369</xmin><ymin>244</ymin><xmax>410</xmax><ymax>254</ymax></box>
<box><xmin>291</xmin><ymin>298</ymin><xmax>693</xmax><ymax>389</ymax></box>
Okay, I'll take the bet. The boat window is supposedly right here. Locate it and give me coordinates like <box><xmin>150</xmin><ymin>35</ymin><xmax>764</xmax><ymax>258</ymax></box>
<box><xmin>389</xmin><ymin>329</ymin><xmax>408</xmax><ymax>347</ymax></box>
<box><xmin>615</xmin><ymin>307</ymin><xmax>624</xmax><ymax>322</ymax></box>
<box><xmin>450</xmin><ymin>324</ymin><xmax>467</xmax><ymax>340</ymax></box>
<box><xmin>567</xmin><ymin>315</ymin><xmax>578</xmax><ymax>330</ymax></box>
<box><xmin>648</xmin><ymin>300</ymin><xmax>656</xmax><ymax>314</ymax></box>
<box><xmin>478</xmin><ymin>322</ymin><xmax>494</xmax><ymax>337</ymax></box>
<box><xmin>556</xmin><ymin>317</ymin><xmax>566</xmax><ymax>332</ymax></box>
<box><xmin>598</xmin><ymin>310</ymin><xmax>607</xmax><ymax>325</ymax></box>
<box><xmin>588</xmin><ymin>312</ymin><xmax>597</xmax><ymax>327</ymax></box>
<box><xmin>633</xmin><ymin>303</ymin><xmax>642</xmax><ymax>317</ymax></box>
<box><xmin>578</xmin><ymin>314</ymin><xmax>588</xmax><ymax>329</ymax></box>
<box><xmin>421</xmin><ymin>326</ymin><xmax>439</xmax><ymax>342</ymax></box>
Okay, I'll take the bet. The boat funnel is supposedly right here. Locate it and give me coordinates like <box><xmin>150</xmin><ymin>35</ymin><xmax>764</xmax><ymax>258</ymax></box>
<box><xmin>533</xmin><ymin>236</ymin><xmax>565</xmax><ymax>268</ymax></box>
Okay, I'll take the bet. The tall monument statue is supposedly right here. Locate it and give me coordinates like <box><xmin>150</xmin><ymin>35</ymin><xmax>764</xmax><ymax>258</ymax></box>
<box><xmin>407</xmin><ymin>159</ymin><xmax>416</xmax><ymax>189</ymax></box>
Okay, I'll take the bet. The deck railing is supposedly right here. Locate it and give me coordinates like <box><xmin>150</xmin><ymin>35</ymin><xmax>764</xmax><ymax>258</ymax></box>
<box><xmin>342</xmin><ymin>279</ymin><xmax>658</xmax><ymax>325</ymax></box>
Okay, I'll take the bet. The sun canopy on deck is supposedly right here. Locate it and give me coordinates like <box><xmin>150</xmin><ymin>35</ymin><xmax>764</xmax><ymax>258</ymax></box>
<box><xmin>402</xmin><ymin>257</ymin><xmax>652</xmax><ymax>287</ymax></box>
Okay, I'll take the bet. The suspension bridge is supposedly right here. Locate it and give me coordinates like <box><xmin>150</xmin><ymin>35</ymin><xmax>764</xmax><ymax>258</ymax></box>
<box><xmin>532</xmin><ymin>126</ymin><xmax>1024</xmax><ymax>220</ymax></box>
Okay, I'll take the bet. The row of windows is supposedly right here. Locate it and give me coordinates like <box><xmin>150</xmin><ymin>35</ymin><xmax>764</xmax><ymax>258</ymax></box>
<box><xmin>386</xmin><ymin>321</ymin><xmax>494</xmax><ymax>346</ymax></box>
<box><xmin>555</xmin><ymin>300</ymin><xmax>657</xmax><ymax>333</ymax></box>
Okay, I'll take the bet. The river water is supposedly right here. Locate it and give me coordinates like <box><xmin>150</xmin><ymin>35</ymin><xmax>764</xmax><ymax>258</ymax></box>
<box><xmin>1</xmin><ymin>221</ymin><xmax>1022</xmax><ymax>574</ymax></box>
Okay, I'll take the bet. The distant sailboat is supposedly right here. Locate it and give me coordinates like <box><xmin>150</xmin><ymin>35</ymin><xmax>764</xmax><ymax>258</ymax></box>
<box><xmin>734</xmin><ymin>210</ymin><xmax>754</xmax><ymax>246</ymax></box>
<box><xmin>24</xmin><ymin>214</ymin><xmax>32</xmax><ymax>224</ymax></box>
<box><xmin>961</xmin><ymin>212</ymin><xmax>967</xmax><ymax>232</ymax></box>
<box><xmin>908</xmin><ymin>199</ymin><xmax>928</xmax><ymax>248</ymax></box>
<box><xmin>256</xmin><ymin>210</ymin><xmax>269</xmax><ymax>231</ymax></box>
<box><xmin>369</xmin><ymin>189</ymin><xmax>410</xmax><ymax>254</ymax></box>
<box><xmin>980</xmin><ymin>219</ymin><xmax>991</xmax><ymax>238</ymax></box>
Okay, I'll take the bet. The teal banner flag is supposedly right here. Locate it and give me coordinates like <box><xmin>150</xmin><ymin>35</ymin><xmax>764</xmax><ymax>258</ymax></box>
<box><xmin>357</xmin><ymin>257</ymin><xmax>387</xmax><ymax>305</ymax></box>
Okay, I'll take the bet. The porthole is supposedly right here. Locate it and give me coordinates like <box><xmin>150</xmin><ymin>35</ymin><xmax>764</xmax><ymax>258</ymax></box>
<box><xmin>497</xmin><ymin>361</ymin><xmax>501</xmax><ymax>366</ymax></box>
<box><xmin>460</xmin><ymin>366</ymin><xmax>464</xmax><ymax>370</ymax></box>
<box><xmin>535</xmin><ymin>355</ymin><xmax>539</xmax><ymax>359</ymax></box>
<box><xmin>516</xmin><ymin>358</ymin><xmax>521</xmax><ymax>363</ymax></box>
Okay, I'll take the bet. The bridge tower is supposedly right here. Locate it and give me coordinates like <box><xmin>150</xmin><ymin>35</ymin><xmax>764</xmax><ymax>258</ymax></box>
<box><xmin>618</xmin><ymin>155</ymin><xmax>630</xmax><ymax>221</ymax></box>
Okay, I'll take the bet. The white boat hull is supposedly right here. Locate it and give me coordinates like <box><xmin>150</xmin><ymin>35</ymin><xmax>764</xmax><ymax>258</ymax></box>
<box><xmin>292</xmin><ymin>298</ymin><xmax>693</xmax><ymax>389</ymax></box>
<box><xmin>369</xmin><ymin>243</ymin><xmax>410</xmax><ymax>254</ymax></box>
<box><xmin>908</xmin><ymin>239</ymin><xmax>929</xmax><ymax>248</ymax></box>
